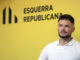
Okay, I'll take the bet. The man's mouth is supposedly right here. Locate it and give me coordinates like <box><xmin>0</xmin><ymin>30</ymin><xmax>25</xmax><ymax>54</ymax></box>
<box><xmin>60</xmin><ymin>32</ymin><xmax>67</xmax><ymax>35</ymax></box>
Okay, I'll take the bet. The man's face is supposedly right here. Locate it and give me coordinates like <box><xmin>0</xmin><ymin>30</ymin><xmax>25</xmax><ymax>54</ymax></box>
<box><xmin>58</xmin><ymin>19</ymin><xmax>75</xmax><ymax>38</ymax></box>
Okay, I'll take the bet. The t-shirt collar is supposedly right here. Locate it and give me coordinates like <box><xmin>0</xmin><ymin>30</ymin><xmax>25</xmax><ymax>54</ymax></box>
<box><xmin>56</xmin><ymin>38</ymin><xmax>75</xmax><ymax>46</ymax></box>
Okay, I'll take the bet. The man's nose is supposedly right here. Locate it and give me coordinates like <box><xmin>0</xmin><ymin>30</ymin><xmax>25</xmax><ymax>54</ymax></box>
<box><xmin>61</xmin><ymin>26</ymin><xmax>65</xmax><ymax>30</ymax></box>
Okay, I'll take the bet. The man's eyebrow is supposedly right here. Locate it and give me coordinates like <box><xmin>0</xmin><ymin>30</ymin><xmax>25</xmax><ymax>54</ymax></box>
<box><xmin>58</xmin><ymin>24</ymin><xmax>63</xmax><ymax>26</ymax></box>
<box><xmin>58</xmin><ymin>24</ymin><xmax>63</xmax><ymax>25</ymax></box>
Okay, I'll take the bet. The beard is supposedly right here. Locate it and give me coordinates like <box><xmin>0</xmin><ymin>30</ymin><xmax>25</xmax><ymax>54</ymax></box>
<box><xmin>58</xmin><ymin>29</ymin><xmax>71</xmax><ymax>39</ymax></box>
<box><xmin>58</xmin><ymin>33</ymin><xmax>71</xmax><ymax>39</ymax></box>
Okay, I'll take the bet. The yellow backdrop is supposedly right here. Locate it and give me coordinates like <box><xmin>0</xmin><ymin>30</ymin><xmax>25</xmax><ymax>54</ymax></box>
<box><xmin>0</xmin><ymin>0</ymin><xmax>80</xmax><ymax>60</ymax></box>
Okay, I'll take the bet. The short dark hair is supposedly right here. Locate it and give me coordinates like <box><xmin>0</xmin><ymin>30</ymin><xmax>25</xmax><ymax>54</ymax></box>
<box><xmin>58</xmin><ymin>14</ymin><xmax>74</xmax><ymax>24</ymax></box>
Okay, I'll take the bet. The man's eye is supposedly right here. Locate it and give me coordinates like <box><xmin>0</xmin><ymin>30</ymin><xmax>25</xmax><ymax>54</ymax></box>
<box><xmin>65</xmin><ymin>25</ymin><xmax>70</xmax><ymax>27</ymax></box>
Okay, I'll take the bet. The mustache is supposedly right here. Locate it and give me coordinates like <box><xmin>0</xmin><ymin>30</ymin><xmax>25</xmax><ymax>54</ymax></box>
<box><xmin>60</xmin><ymin>30</ymin><xmax>67</xmax><ymax>33</ymax></box>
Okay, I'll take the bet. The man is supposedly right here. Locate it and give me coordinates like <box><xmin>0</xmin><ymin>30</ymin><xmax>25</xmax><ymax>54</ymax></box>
<box><xmin>38</xmin><ymin>14</ymin><xmax>80</xmax><ymax>60</ymax></box>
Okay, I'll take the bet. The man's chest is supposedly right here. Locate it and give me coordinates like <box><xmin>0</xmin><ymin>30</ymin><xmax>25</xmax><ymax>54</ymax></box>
<box><xmin>47</xmin><ymin>46</ymin><xmax>80</xmax><ymax>60</ymax></box>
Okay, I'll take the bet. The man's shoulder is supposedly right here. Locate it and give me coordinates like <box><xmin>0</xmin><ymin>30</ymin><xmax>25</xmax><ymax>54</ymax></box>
<box><xmin>74</xmin><ymin>40</ymin><xmax>80</xmax><ymax>54</ymax></box>
<box><xmin>48</xmin><ymin>40</ymin><xmax>58</xmax><ymax>46</ymax></box>
<box><xmin>75</xmin><ymin>40</ymin><xmax>80</xmax><ymax>47</ymax></box>
<box><xmin>44</xmin><ymin>40</ymin><xmax>59</xmax><ymax>49</ymax></box>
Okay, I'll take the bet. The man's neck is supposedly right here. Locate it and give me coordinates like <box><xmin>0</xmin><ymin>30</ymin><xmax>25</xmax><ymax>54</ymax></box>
<box><xmin>59</xmin><ymin>37</ymin><xmax>73</xmax><ymax>46</ymax></box>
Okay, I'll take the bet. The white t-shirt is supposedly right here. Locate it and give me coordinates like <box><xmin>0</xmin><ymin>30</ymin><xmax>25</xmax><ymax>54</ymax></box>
<box><xmin>38</xmin><ymin>39</ymin><xmax>80</xmax><ymax>60</ymax></box>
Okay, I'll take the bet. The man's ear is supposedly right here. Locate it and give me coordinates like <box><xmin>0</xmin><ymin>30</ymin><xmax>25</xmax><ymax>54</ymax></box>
<box><xmin>72</xmin><ymin>26</ymin><xmax>75</xmax><ymax>32</ymax></box>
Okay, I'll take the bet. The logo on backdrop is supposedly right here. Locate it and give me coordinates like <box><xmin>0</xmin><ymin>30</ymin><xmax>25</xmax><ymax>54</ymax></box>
<box><xmin>2</xmin><ymin>5</ymin><xmax>62</xmax><ymax>25</ymax></box>
<box><xmin>3</xmin><ymin>7</ymin><xmax>18</xmax><ymax>24</ymax></box>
